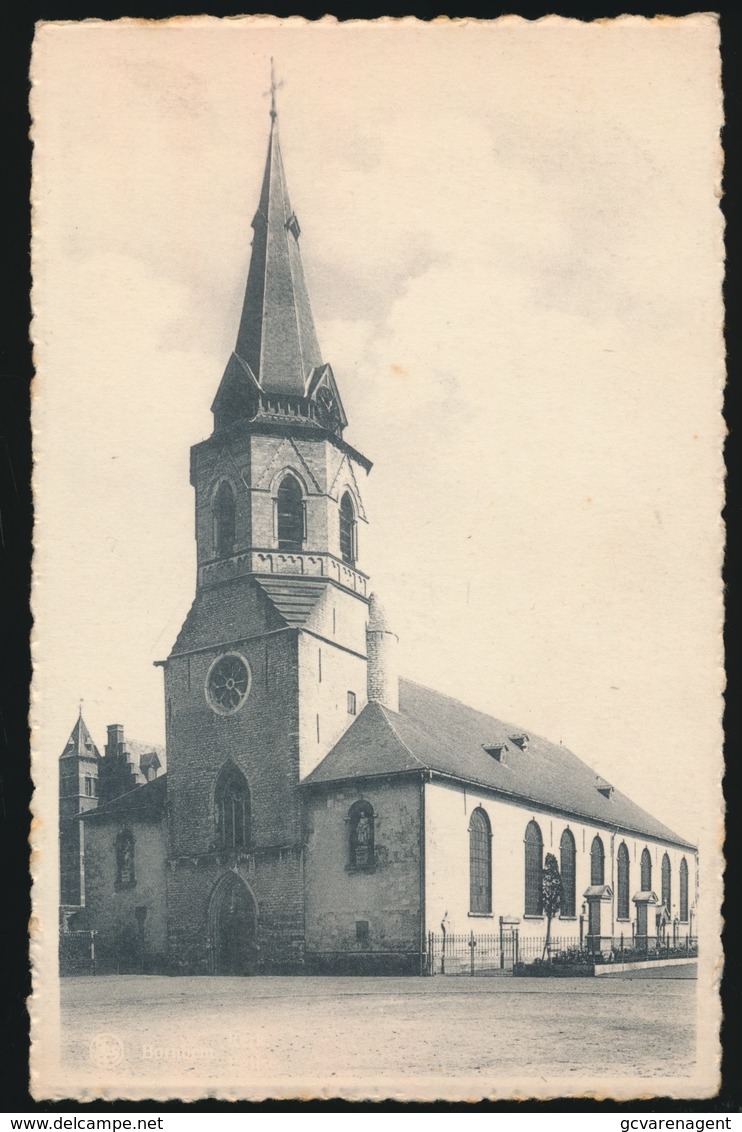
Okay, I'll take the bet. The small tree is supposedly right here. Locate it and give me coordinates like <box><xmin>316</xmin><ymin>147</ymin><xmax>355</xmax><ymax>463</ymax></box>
<box><xmin>542</xmin><ymin>852</ymin><xmax>563</xmax><ymax>960</ymax></box>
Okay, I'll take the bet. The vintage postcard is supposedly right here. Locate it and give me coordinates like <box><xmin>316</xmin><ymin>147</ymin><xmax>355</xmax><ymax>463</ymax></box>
<box><xmin>30</xmin><ymin>15</ymin><xmax>724</xmax><ymax>1101</ymax></box>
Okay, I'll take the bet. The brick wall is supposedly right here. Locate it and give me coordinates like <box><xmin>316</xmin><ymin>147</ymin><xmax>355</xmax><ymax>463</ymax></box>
<box><xmin>164</xmin><ymin>578</ymin><xmax>308</xmax><ymax>970</ymax></box>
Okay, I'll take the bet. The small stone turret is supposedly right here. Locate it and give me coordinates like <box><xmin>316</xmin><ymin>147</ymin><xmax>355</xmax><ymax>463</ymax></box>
<box><xmin>366</xmin><ymin>593</ymin><xmax>399</xmax><ymax>713</ymax></box>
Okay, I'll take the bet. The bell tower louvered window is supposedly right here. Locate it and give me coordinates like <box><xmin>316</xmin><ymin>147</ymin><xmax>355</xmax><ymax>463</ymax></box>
<box><xmin>339</xmin><ymin>492</ymin><xmax>356</xmax><ymax>565</ymax></box>
<box><xmin>214</xmin><ymin>481</ymin><xmax>236</xmax><ymax>558</ymax></box>
<box><xmin>276</xmin><ymin>475</ymin><xmax>304</xmax><ymax>551</ymax></box>
<box><xmin>469</xmin><ymin>808</ymin><xmax>492</xmax><ymax>915</ymax></box>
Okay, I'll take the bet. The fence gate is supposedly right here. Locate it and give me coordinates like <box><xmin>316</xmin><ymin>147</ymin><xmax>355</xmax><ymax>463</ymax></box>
<box><xmin>426</xmin><ymin>930</ymin><xmax>517</xmax><ymax>976</ymax></box>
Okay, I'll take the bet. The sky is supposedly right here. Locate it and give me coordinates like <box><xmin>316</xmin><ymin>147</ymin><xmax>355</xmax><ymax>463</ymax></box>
<box><xmin>31</xmin><ymin>16</ymin><xmax>723</xmax><ymax>847</ymax></box>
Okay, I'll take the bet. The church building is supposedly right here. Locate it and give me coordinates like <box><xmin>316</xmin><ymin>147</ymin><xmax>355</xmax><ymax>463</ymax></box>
<box><xmin>62</xmin><ymin>88</ymin><xmax>698</xmax><ymax>976</ymax></box>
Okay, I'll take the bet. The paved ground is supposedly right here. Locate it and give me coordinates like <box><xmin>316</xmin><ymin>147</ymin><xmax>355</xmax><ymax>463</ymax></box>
<box><xmin>60</xmin><ymin>971</ymin><xmax>697</xmax><ymax>1099</ymax></box>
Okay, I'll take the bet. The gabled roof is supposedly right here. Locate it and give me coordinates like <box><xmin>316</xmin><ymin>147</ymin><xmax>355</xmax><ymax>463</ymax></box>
<box><xmin>81</xmin><ymin>773</ymin><xmax>167</xmax><ymax>822</ymax></box>
<box><xmin>303</xmin><ymin>679</ymin><xmax>695</xmax><ymax>850</ymax></box>
<box><xmin>121</xmin><ymin>737</ymin><xmax>166</xmax><ymax>769</ymax></box>
<box><xmin>60</xmin><ymin>713</ymin><xmax>100</xmax><ymax>760</ymax></box>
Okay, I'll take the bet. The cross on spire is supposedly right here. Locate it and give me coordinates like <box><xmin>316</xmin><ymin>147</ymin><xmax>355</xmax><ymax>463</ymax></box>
<box><xmin>265</xmin><ymin>58</ymin><xmax>284</xmax><ymax>120</ymax></box>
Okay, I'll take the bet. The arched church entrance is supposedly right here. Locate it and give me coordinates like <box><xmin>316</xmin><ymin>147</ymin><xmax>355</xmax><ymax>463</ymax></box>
<box><xmin>209</xmin><ymin>872</ymin><xmax>258</xmax><ymax>975</ymax></box>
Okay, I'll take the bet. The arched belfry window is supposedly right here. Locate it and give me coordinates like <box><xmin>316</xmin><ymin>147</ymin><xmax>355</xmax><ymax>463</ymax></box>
<box><xmin>276</xmin><ymin>475</ymin><xmax>305</xmax><ymax>552</ymax></box>
<box><xmin>348</xmin><ymin>800</ymin><xmax>375</xmax><ymax>871</ymax></box>
<box><xmin>661</xmin><ymin>852</ymin><xmax>671</xmax><ymax>912</ymax></box>
<box><xmin>590</xmin><ymin>835</ymin><xmax>605</xmax><ymax>886</ymax></box>
<box><xmin>617</xmin><ymin>842</ymin><xmax>630</xmax><ymax>919</ymax></box>
<box><xmin>215</xmin><ymin>765</ymin><xmax>250</xmax><ymax>850</ymax></box>
<box><xmin>524</xmin><ymin>820</ymin><xmax>543</xmax><ymax>916</ymax></box>
<box><xmin>560</xmin><ymin>829</ymin><xmax>576</xmax><ymax>917</ymax></box>
<box><xmin>679</xmin><ymin>857</ymin><xmax>689</xmax><ymax>922</ymax></box>
<box><xmin>640</xmin><ymin>847</ymin><xmax>652</xmax><ymax>891</ymax></box>
<box><xmin>469</xmin><ymin>808</ymin><xmax>492</xmax><ymax>915</ymax></box>
<box><xmin>214</xmin><ymin>481</ymin><xmax>236</xmax><ymax>558</ymax></box>
<box><xmin>116</xmin><ymin>829</ymin><xmax>135</xmax><ymax>888</ymax></box>
<box><xmin>339</xmin><ymin>492</ymin><xmax>356</xmax><ymax>565</ymax></box>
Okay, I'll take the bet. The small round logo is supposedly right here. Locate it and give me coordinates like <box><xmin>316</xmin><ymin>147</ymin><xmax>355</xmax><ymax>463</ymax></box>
<box><xmin>89</xmin><ymin>1032</ymin><xmax>124</xmax><ymax>1068</ymax></box>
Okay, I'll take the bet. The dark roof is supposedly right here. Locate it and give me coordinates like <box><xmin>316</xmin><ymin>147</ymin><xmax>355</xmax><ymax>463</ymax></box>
<box><xmin>303</xmin><ymin>679</ymin><xmax>695</xmax><ymax>850</ymax></box>
<box><xmin>232</xmin><ymin>116</ymin><xmax>322</xmax><ymax>397</ymax></box>
<box><xmin>60</xmin><ymin>713</ymin><xmax>100</xmax><ymax>760</ymax></box>
<box><xmin>81</xmin><ymin>774</ymin><xmax>167</xmax><ymax>822</ymax></box>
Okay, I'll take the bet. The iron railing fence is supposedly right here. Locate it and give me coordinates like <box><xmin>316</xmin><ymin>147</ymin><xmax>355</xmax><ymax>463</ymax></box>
<box><xmin>426</xmin><ymin>930</ymin><xmax>698</xmax><ymax>975</ymax></box>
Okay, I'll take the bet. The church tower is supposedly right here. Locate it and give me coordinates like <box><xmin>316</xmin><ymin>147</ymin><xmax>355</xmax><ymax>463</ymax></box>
<box><xmin>162</xmin><ymin>86</ymin><xmax>372</xmax><ymax>974</ymax></box>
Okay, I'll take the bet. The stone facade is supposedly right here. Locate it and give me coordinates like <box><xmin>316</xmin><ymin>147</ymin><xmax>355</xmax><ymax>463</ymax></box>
<box><xmin>83</xmin><ymin>807</ymin><xmax>168</xmax><ymax>973</ymax></box>
<box><xmin>303</xmin><ymin>776</ymin><xmax>423</xmax><ymax>974</ymax></box>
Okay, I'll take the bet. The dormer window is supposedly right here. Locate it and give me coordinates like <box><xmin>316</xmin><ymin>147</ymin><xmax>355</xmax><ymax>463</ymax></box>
<box><xmin>483</xmin><ymin>743</ymin><xmax>508</xmax><ymax>763</ymax></box>
<box><xmin>596</xmin><ymin>778</ymin><xmax>614</xmax><ymax>799</ymax></box>
<box><xmin>509</xmin><ymin>734</ymin><xmax>529</xmax><ymax>751</ymax></box>
<box><xmin>285</xmin><ymin>213</ymin><xmax>301</xmax><ymax>240</ymax></box>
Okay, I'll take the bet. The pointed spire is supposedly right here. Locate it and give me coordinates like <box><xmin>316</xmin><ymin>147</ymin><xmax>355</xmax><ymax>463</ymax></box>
<box><xmin>60</xmin><ymin>711</ymin><xmax>100</xmax><ymax>760</ymax></box>
<box><xmin>233</xmin><ymin>75</ymin><xmax>323</xmax><ymax>398</ymax></box>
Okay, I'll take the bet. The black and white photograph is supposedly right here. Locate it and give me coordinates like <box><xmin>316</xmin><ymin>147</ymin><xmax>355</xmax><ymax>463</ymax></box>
<box><xmin>30</xmin><ymin>15</ymin><xmax>724</xmax><ymax>1101</ymax></box>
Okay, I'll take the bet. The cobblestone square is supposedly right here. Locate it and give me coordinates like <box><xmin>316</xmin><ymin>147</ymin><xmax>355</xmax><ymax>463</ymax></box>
<box><xmin>58</xmin><ymin>968</ymin><xmax>697</xmax><ymax>1100</ymax></box>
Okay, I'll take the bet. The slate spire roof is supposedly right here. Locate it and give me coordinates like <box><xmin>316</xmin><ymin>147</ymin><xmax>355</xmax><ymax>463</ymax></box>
<box><xmin>233</xmin><ymin>105</ymin><xmax>323</xmax><ymax>396</ymax></box>
<box><xmin>60</xmin><ymin>710</ymin><xmax>100</xmax><ymax>760</ymax></box>
<box><xmin>303</xmin><ymin>678</ymin><xmax>695</xmax><ymax>851</ymax></box>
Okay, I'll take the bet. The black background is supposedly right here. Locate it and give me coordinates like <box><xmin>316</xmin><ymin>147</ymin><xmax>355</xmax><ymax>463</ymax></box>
<box><xmin>1</xmin><ymin>0</ymin><xmax>738</xmax><ymax>1114</ymax></box>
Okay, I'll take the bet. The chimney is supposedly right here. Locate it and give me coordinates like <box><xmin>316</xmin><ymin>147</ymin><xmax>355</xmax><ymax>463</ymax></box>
<box><xmin>366</xmin><ymin>593</ymin><xmax>399</xmax><ymax>713</ymax></box>
<box><xmin>106</xmin><ymin>724</ymin><xmax>124</xmax><ymax>755</ymax></box>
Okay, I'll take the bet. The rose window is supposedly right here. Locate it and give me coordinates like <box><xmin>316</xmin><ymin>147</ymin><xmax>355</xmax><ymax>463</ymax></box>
<box><xmin>206</xmin><ymin>654</ymin><xmax>251</xmax><ymax>715</ymax></box>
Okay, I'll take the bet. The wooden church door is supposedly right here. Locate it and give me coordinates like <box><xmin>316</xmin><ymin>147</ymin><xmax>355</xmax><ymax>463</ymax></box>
<box><xmin>212</xmin><ymin>876</ymin><xmax>257</xmax><ymax>975</ymax></box>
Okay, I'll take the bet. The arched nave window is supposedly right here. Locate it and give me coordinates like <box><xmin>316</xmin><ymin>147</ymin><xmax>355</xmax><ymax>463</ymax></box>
<box><xmin>590</xmin><ymin>835</ymin><xmax>605</xmax><ymax>886</ymax></box>
<box><xmin>640</xmin><ymin>847</ymin><xmax>652</xmax><ymax>891</ymax></box>
<box><xmin>617</xmin><ymin>842</ymin><xmax>630</xmax><ymax>920</ymax></box>
<box><xmin>679</xmin><ymin>858</ymin><xmax>689</xmax><ymax>922</ymax></box>
<box><xmin>469</xmin><ymin>808</ymin><xmax>492</xmax><ymax>915</ymax></box>
<box><xmin>276</xmin><ymin>475</ymin><xmax>305</xmax><ymax>552</ymax></box>
<box><xmin>661</xmin><ymin>852</ymin><xmax>672</xmax><ymax>912</ymax></box>
<box><xmin>559</xmin><ymin>829</ymin><xmax>576</xmax><ymax>917</ymax></box>
<box><xmin>524</xmin><ymin>820</ymin><xmax>543</xmax><ymax>916</ymax></box>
